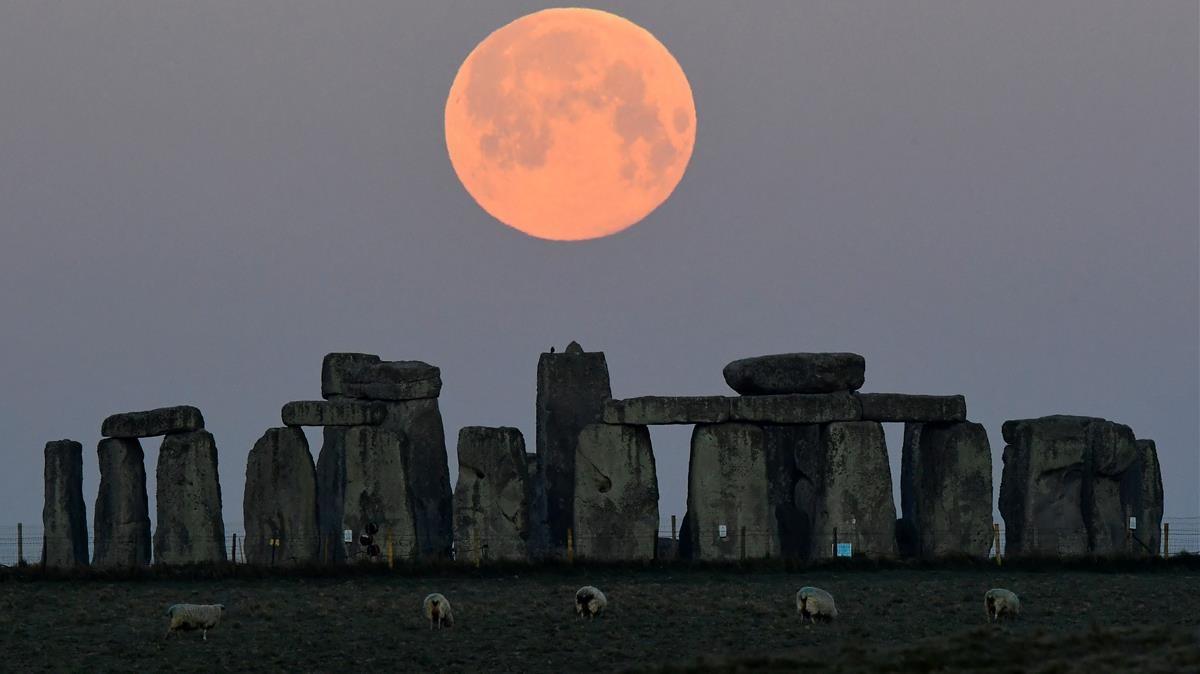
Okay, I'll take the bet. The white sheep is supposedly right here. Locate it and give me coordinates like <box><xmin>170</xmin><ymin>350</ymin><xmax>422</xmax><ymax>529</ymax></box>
<box><xmin>575</xmin><ymin>586</ymin><xmax>607</xmax><ymax>619</ymax></box>
<box><xmin>422</xmin><ymin>593</ymin><xmax>454</xmax><ymax>629</ymax></box>
<box><xmin>164</xmin><ymin>603</ymin><xmax>225</xmax><ymax>640</ymax></box>
<box><xmin>795</xmin><ymin>586</ymin><xmax>838</xmax><ymax>624</ymax></box>
<box><xmin>984</xmin><ymin>588</ymin><xmax>1020</xmax><ymax>622</ymax></box>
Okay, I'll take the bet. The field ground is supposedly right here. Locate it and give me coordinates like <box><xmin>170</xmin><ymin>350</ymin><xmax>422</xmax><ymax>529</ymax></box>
<box><xmin>1</xmin><ymin>563</ymin><xmax>1198</xmax><ymax>672</ymax></box>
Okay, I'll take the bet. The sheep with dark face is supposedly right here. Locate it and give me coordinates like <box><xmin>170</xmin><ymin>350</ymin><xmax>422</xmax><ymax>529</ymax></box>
<box><xmin>795</xmin><ymin>587</ymin><xmax>838</xmax><ymax>624</ymax></box>
<box><xmin>984</xmin><ymin>589</ymin><xmax>1020</xmax><ymax>622</ymax></box>
<box><xmin>423</xmin><ymin>593</ymin><xmax>454</xmax><ymax>629</ymax></box>
<box><xmin>164</xmin><ymin>604</ymin><xmax>225</xmax><ymax>640</ymax></box>
<box><xmin>575</xmin><ymin>586</ymin><xmax>607</xmax><ymax>619</ymax></box>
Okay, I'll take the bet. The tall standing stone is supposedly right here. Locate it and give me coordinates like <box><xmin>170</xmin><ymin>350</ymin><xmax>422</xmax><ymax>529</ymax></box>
<box><xmin>536</xmin><ymin>342</ymin><xmax>612</xmax><ymax>554</ymax></box>
<box><xmin>93</xmin><ymin>438</ymin><xmax>151</xmax><ymax>568</ymax></box>
<box><xmin>685</xmin><ymin>423</ymin><xmax>776</xmax><ymax>560</ymax></box>
<box><xmin>154</xmin><ymin>430</ymin><xmax>227</xmax><ymax>564</ymax></box>
<box><xmin>899</xmin><ymin>422</ymin><xmax>993</xmax><ymax>558</ymax></box>
<box><xmin>316</xmin><ymin>426</ymin><xmax>417</xmax><ymax>562</ymax></box>
<box><xmin>1085</xmin><ymin>420</ymin><xmax>1138</xmax><ymax>554</ymax></box>
<box><xmin>42</xmin><ymin>440</ymin><xmax>89</xmax><ymax>568</ymax></box>
<box><xmin>380</xmin><ymin>399</ymin><xmax>453</xmax><ymax>558</ymax></box>
<box><xmin>243</xmin><ymin>428</ymin><xmax>319</xmax><ymax>565</ymax></box>
<box><xmin>573</xmin><ymin>424</ymin><xmax>659</xmax><ymax>561</ymax></box>
<box><xmin>453</xmin><ymin>427</ymin><xmax>532</xmax><ymax>562</ymax></box>
<box><xmin>1120</xmin><ymin>439</ymin><xmax>1164</xmax><ymax>555</ymax></box>
<box><xmin>806</xmin><ymin>422</ymin><xmax>897</xmax><ymax>558</ymax></box>
<box><xmin>526</xmin><ymin>452</ymin><xmax>549</xmax><ymax>559</ymax></box>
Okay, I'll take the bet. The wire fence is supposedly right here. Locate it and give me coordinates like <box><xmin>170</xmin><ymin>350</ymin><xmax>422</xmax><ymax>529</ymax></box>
<box><xmin>3</xmin><ymin>519</ymin><xmax>1197</xmax><ymax>567</ymax></box>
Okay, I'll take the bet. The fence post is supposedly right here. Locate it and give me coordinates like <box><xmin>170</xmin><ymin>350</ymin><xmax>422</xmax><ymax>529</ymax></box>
<box><xmin>1163</xmin><ymin>522</ymin><xmax>1169</xmax><ymax>559</ymax></box>
<box><xmin>993</xmin><ymin>523</ymin><xmax>1002</xmax><ymax>566</ymax></box>
<box><xmin>832</xmin><ymin>527</ymin><xmax>838</xmax><ymax>558</ymax></box>
<box><xmin>567</xmin><ymin>528</ymin><xmax>575</xmax><ymax>564</ymax></box>
<box><xmin>671</xmin><ymin>515</ymin><xmax>677</xmax><ymax>541</ymax></box>
<box><xmin>387</xmin><ymin>535</ymin><xmax>394</xmax><ymax>570</ymax></box>
<box><xmin>740</xmin><ymin>526</ymin><xmax>747</xmax><ymax>560</ymax></box>
<box><xmin>16</xmin><ymin>523</ymin><xmax>23</xmax><ymax>566</ymax></box>
<box><xmin>1124</xmin><ymin>508</ymin><xmax>1132</xmax><ymax>555</ymax></box>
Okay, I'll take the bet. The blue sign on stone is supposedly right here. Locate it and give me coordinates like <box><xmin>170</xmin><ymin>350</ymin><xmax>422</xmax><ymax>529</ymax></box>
<box><xmin>836</xmin><ymin>543</ymin><xmax>853</xmax><ymax>558</ymax></box>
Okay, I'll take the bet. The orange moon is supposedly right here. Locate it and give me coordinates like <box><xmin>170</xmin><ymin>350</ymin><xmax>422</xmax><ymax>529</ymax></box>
<box><xmin>445</xmin><ymin>8</ymin><xmax>696</xmax><ymax>241</ymax></box>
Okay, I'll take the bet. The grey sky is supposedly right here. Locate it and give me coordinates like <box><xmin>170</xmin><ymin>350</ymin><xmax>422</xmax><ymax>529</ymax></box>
<box><xmin>1</xmin><ymin>1</ymin><xmax>1196</xmax><ymax>535</ymax></box>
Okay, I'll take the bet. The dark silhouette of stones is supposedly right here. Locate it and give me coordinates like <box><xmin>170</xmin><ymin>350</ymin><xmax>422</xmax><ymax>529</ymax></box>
<box><xmin>899</xmin><ymin>422</ymin><xmax>992</xmax><ymax>558</ymax></box>
<box><xmin>999</xmin><ymin>415</ymin><xmax>1139</xmax><ymax>556</ymax></box>
<box><xmin>804</xmin><ymin>422</ymin><xmax>898</xmax><ymax>558</ymax></box>
<box><xmin>281</xmin><ymin>400</ymin><xmax>385</xmax><ymax>427</ymax></box>
<box><xmin>101</xmin><ymin>406</ymin><xmax>204</xmax><ymax>438</ymax></box>
<box><xmin>316</xmin><ymin>426</ymin><xmax>416</xmax><ymax>563</ymax></box>
<box><xmin>536</xmin><ymin>344</ymin><xmax>612</xmax><ymax>555</ymax></box>
<box><xmin>856</xmin><ymin>394</ymin><xmax>967</xmax><ymax>423</ymax></box>
<box><xmin>154</xmin><ymin>430</ymin><xmax>227</xmax><ymax>564</ymax></box>
<box><xmin>526</xmin><ymin>452</ymin><xmax>549</xmax><ymax>559</ymax></box>
<box><xmin>602</xmin><ymin>396</ymin><xmax>731</xmax><ymax>425</ymax></box>
<box><xmin>453</xmin><ymin>427</ymin><xmax>532</xmax><ymax>562</ymax></box>
<box><xmin>243</xmin><ymin>428</ymin><xmax>319</xmax><ymax>565</ymax></box>
<box><xmin>722</xmin><ymin>353</ymin><xmax>865</xmax><ymax>395</ymax></box>
<box><xmin>760</xmin><ymin>425</ymin><xmax>815</xmax><ymax>559</ymax></box>
<box><xmin>42</xmin><ymin>440</ymin><xmax>89</xmax><ymax>568</ymax></box>
<box><xmin>685</xmin><ymin>423</ymin><xmax>776</xmax><ymax>560</ymax></box>
<box><xmin>321</xmin><ymin>353</ymin><xmax>441</xmax><ymax>401</ymax></box>
<box><xmin>573</xmin><ymin>424</ymin><xmax>659</xmax><ymax>561</ymax></box>
<box><xmin>92</xmin><ymin>438</ymin><xmax>151</xmax><ymax>568</ymax></box>
<box><xmin>1120</xmin><ymin>439</ymin><xmax>1164</xmax><ymax>555</ymax></box>
<box><xmin>730</xmin><ymin>392</ymin><xmax>861</xmax><ymax>424</ymax></box>
<box><xmin>380</xmin><ymin>399</ymin><xmax>453</xmax><ymax>558</ymax></box>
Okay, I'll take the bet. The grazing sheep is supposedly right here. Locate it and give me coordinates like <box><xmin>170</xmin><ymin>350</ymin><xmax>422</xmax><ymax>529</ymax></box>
<box><xmin>984</xmin><ymin>588</ymin><xmax>1020</xmax><ymax>622</ymax></box>
<box><xmin>795</xmin><ymin>587</ymin><xmax>838</xmax><ymax>624</ymax></box>
<box><xmin>575</xmin><ymin>586</ymin><xmax>607</xmax><ymax>619</ymax></box>
<box><xmin>423</xmin><ymin>593</ymin><xmax>454</xmax><ymax>629</ymax></box>
<box><xmin>164</xmin><ymin>603</ymin><xmax>225</xmax><ymax>640</ymax></box>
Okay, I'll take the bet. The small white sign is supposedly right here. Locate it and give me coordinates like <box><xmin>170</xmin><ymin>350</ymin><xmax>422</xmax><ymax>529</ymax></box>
<box><xmin>1129</xmin><ymin>517</ymin><xmax>1137</xmax><ymax>529</ymax></box>
<box><xmin>718</xmin><ymin>524</ymin><xmax>728</xmax><ymax>539</ymax></box>
<box><xmin>343</xmin><ymin>529</ymin><xmax>353</xmax><ymax>543</ymax></box>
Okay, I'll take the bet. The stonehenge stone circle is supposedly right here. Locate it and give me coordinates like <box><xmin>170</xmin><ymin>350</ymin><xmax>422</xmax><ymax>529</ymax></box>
<box><xmin>804</xmin><ymin>422</ymin><xmax>898</xmax><ymax>558</ymax></box>
<box><xmin>42</xmin><ymin>440</ymin><xmax>89</xmax><ymax>568</ymax></box>
<box><xmin>536</xmin><ymin>343</ymin><xmax>612</xmax><ymax>555</ymax></box>
<box><xmin>573</xmin><ymin>424</ymin><xmax>660</xmax><ymax>561</ymax></box>
<box><xmin>856</xmin><ymin>394</ymin><xmax>966</xmax><ymax>423</ymax></box>
<box><xmin>1120</xmin><ymin>439</ymin><xmax>1165</xmax><ymax>555</ymax></box>
<box><xmin>453</xmin><ymin>427</ymin><xmax>532</xmax><ymax>562</ymax></box>
<box><xmin>101</xmin><ymin>405</ymin><xmax>204</xmax><ymax>438</ymax></box>
<box><xmin>722</xmin><ymin>352</ymin><xmax>866</xmax><ymax>395</ymax></box>
<box><xmin>154</xmin><ymin>430</ymin><xmax>227</xmax><ymax>564</ymax></box>
<box><xmin>686</xmin><ymin>423</ymin><xmax>777</xmax><ymax>560</ymax></box>
<box><xmin>316</xmin><ymin>426</ymin><xmax>417</xmax><ymax>562</ymax></box>
<box><xmin>93</xmin><ymin>437</ymin><xmax>151</xmax><ymax>568</ymax></box>
<box><xmin>243</xmin><ymin>427</ymin><xmax>320</xmax><ymax>565</ymax></box>
<box><xmin>321</xmin><ymin>353</ymin><xmax>442</xmax><ymax>400</ymax></box>
<box><xmin>899</xmin><ymin>422</ymin><xmax>993</xmax><ymax>558</ymax></box>
<box><xmin>282</xmin><ymin>400</ymin><xmax>385</xmax><ymax>427</ymax></box>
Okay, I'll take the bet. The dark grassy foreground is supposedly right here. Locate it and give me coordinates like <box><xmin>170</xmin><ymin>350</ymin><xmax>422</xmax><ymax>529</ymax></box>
<box><xmin>1</xmin><ymin>563</ymin><xmax>1197</xmax><ymax>672</ymax></box>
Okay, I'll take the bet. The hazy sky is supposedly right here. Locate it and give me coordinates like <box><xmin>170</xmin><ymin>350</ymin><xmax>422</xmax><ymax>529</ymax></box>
<box><xmin>2</xmin><ymin>1</ymin><xmax>1196</xmax><ymax>537</ymax></box>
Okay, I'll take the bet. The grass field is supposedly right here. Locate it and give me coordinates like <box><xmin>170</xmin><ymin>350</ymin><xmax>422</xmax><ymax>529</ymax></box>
<box><xmin>2</xmin><ymin>563</ymin><xmax>1198</xmax><ymax>672</ymax></box>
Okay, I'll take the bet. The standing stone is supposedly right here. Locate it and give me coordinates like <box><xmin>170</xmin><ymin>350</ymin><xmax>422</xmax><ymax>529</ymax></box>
<box><xmin>1085</xmin><ymin>420</ymin><xmax>1138</xmax><ymax>554</ymax></box>
<box><xmin>760</xmin><ymin>425</ymin><xmax>813</xmax><ymax>559</ymax></box>
<box><xmin>93</xmin><ymin>438</ymin><xmax>151</xmax><ymax>568</ymax></box>
<box><xmin>101</xmin><ymin>406</ymin><xmax>204</xmax><ymax>438</ymax></box>
<box><xmin>42</xmin><ymin>440</ymin><xmax>89</xmax><ymax>568</ymax></box>
<box><xmin>806</xmin><ymin>422</ymin><xmax>898</xmax><ymax>558</ymax></box>
<box><xmin>321</xmin><ymin>353</ymin><xmax>442</xmax><ymax>400</ymax></box>
<box><xmin>154</xmin><ymin>430</ymin><xmax>227</xmax><ymax>564</ymax></box>
<box><xmin>243</xmin><ymin>428</ymin><xmax>319</xmax><ymax>565</ymax></box>
<box><xmin>536</xmin><ymin>343</ymin><xmax>612</xmax><ymax>554</ymax></box>
<box><xmin>573</xmin><ymin>424</ymin><xmax>659</xmax><ymax>561</ymax></box>
<box><xmin>316</xmin><ymin>426</ymin><xmax>417</xmax><ymax>562</ymax></box>
<box><xmin>380</xmin><ymin>399</ymin><xmax>453</xmax><ymax>558</ymax></box>
<box><xmin>526</xmin><ymin>452</ymin><xmax>549</xmax><ymax>560</ymax></box>
<box><xmin>1120</xmin><ymin>439</ymin><xmax>1164</xmax><ymax>555</ymax></box>
<box><xmin>722</xmin><ymin>353</ymin><xmax>866</xmax><ymax>395</ymax></box>
<box><xmin>899</xmin><ymin>422</ymin><xmax>993</xmax><ymax>559</ymax></box>
<box><xmin>685</xmin><ymin>423</ymin><xmax>776</xmax><ymax>560</ymax></box>
<box><xmin>453</xmin><ymin>427</ymin><xmax>532</xmax><ymax>562</ymax></box>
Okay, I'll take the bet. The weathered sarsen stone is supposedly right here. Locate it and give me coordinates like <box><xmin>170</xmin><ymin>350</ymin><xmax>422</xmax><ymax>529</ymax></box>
<box><xmin>730</xmin><ymin>392</ymin><xmax>861</xmax><ymax>424</ymax></box>
<box><xmin>1085</xmin><ymin>420</ymin><xmax>1138</xmax><ymax>554</ymax></box>
<box><xmin>42</xmin><ymin>440</ymin><xmax>89</xmax><ymax>568</ymax></box>
<box><xmin>685</xmin><ymin>423</ymin><xmax>776</xmax><ymax>560</ymax></box>
<box><xmin>856</xmin><ymin>394</ymin><xmax>966</xmax><ymax>423</ymax></box>
<box><xmin>101</xmin><ymin>406</ymin><xmax>204</xmax><ymax>438</ymax></box>
<box><xmin>603</xmin><ymin>396</ymin><xmax>731</xmax><ymax>425</ymax></box>
<box><xmin>573</xmin><ymin>424</ymin><xmax>659</xmax><ymax>561</ymax></box>
<box><xmin>1120</xmin><ymin>439</ymin><xmax>1164</xmax><ymax>555</ymax></box>
<box><xmin>536</xmin><ymin>343</ymin><xmax>612</xmax><ymax>554</ymax></box>
<box><xmin>380</xmin><ymin>399</ymin><xmax>453</xmax><ymax>558</ymax></box>
<box><xmin>316</xmin><ymin>426</ymin><xmax>417</xmax><ymax>562</ymax></box>
<box><xmin>805</xmin><ymin>422</ymin><xmax>897</xmax><ymax>558</ymax></box>
<box><xmin>93</xmin><ymin>438</ymin><xmax>151</xmax><ymax>568</ymax></box>
<box><xmin>899</xmin><ymin>422</ymin><xmax>992</xmax><ymax>558</ymax></box>
<box><xmin>154</xmin><ymin>430</ymin><xmax>227</xmax><ymax>564</ymax></box>
<box><xmin>453</xmin><ymin>427</ymin><xmax>532</xmax><ymax>562</ymax></box>
<box><xmin>321</xmin><ymin>353</ymin><xmax>442</xmax><ymax>400</ymax></box>
<box><xmin>282</xmin><ymin>400</ymin><xmax>385</xmax><ymax>427</ymax></box>
<box><xmin>243</xmin><ymin>428</ymin><xmax>319</xmax><ymax>565</ymax></box>
<box><xmin>723</xmin><ymin>353</ymin><xmax>866</xmax><ymax>395</ymax></box>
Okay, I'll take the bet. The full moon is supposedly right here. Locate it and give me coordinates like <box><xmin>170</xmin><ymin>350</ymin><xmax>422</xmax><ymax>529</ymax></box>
<box><xmin>445</xmin><ymin>8</ymin><xmax>696</xmax><ymax>241</ymax></box>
